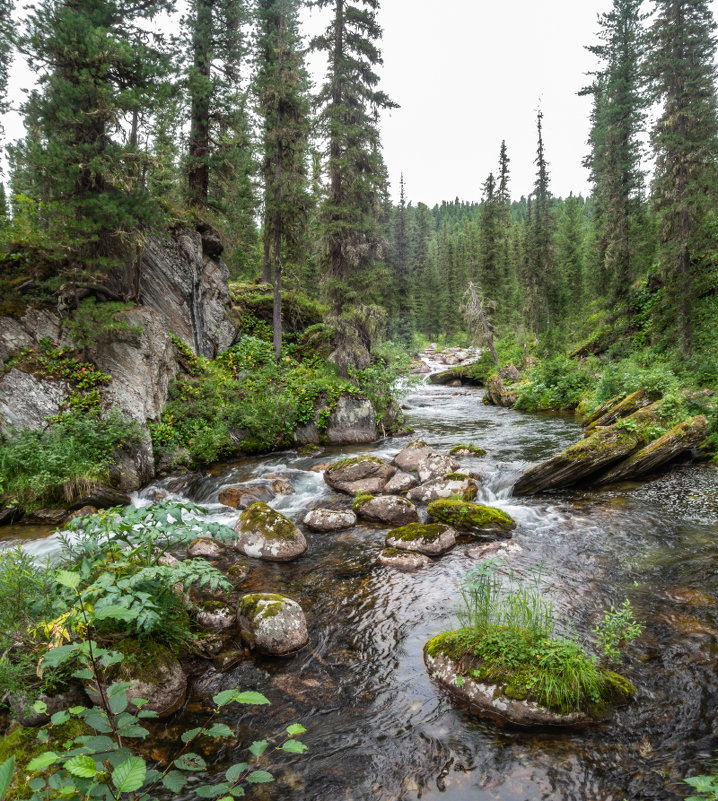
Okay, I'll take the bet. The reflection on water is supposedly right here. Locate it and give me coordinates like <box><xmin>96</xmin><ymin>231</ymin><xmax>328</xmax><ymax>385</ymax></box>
<box><xmin>3</xmin><ymin>356</ymin><xmax>717</xmax><ymax>800</ymax></box>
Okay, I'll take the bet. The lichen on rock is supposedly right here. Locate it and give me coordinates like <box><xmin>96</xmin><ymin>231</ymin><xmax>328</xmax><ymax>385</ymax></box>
<box><xmin>234</xmin><ymin>501</ymin><xmax>307</xmax><ymax>561</ymax></box>
<box><xmin>237</xmin><ymin>592</ymin><xmax>309</xmax><ymax>655</ymax></box>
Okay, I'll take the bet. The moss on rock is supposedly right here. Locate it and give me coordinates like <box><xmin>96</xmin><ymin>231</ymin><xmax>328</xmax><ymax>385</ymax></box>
<box><xmin>238</xmin><ymin>593</ymin><xmax>287</xmax><ymax>621</ymax></box>
<box><xmin>328</xmin><ymin>456</ymin><xmax>383</xmax><ymax>472</ymax></box>
<box><xmin>240</xmin><ymin>502</ymin><xmax>300</xmax><ymax>541</ymax></box>
<box><xmin>388</xmin><ymin>522</ymin><xmax>448</xmax><ymax>542</ymax></box>
<box><xmin>450</xmin><ymin>444</ymin><xmax>487</xmax><ymax>457</ymax></box>
<box><xmin>427</xmin><ymin>499</ymin><xmax>515</xmax><ymax>534</ymax></box>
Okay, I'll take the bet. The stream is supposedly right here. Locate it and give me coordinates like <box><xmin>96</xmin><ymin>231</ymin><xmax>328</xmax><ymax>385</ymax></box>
<box><xmin>3</xmin><ymin>353</ymin><xmax>718</xmax><ymax>800</ymax></box>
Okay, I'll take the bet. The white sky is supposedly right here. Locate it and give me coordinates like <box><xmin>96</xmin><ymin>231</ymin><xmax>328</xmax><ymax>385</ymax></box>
<box><xmin>4</xmin><ymin>0</ymin><xmax>718</xmax><ymax>207</ymax></box>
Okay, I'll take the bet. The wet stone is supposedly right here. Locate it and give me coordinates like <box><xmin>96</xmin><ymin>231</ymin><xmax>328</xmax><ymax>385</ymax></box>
<box><xmin>378</xmin><ymin>547</ymin><xmax>432</xmax><ymax>571</ymax></box>
<box><xmin>303</xmin><ymin>508</ymin><xmax>357</xmax><ymax>532</ymax></box>
<box><xmin>237</xmin><ymin>593</ymin><xmax>309</xmax><ymax>656</ymax></box>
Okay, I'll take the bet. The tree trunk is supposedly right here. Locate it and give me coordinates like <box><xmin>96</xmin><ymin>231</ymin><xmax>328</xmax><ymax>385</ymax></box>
<box><xmin>262</xmin><ymin>229</ymin><xmax>272</xmax><ymax>284</ymax></box>
<box><xmin>188</xmin><ymin>0</ymin><xmax>212</xmax><ymax>206</ymax></box>
<box><xmin>273</xmin><ymin>225</ymin><xmax>282</xmax><ymax>361</ymax></box>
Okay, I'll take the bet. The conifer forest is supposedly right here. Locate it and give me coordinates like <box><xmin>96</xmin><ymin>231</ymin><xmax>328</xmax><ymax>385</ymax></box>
<box><xmin>0</xmin><ymin>1</ymin><xmax>715</xmax><ymax>800</ymax></box>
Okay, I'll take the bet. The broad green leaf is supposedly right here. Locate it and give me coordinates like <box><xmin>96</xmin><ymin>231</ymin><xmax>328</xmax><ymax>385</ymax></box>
<box><xmin>80</xmin><ymin>736</ymin><xmax>116</xmax><ymax>753</ymax></box>
<box><xmin>68</xmin><ymin>706</ymin><xmax>86</xmax><ymax>715</ymax></box>
<box><xmin>175</xmin><ymin>753</ymin><xmax>206</xmax><ymax>771</ymax></box>
<box><xmin>27</xmin><ymin>752</ymin><xmax>59</xmax><ymax>772</ymax></box>
<box><xmin>56</xmin><ymin>570</ymin><xmax>81</xmax><ymax>590</ymax></box>
<box><xmin>286</xmin><ymin>723</ymin><xmax>306</xmax><ymax>736</ymax></box>
<box><xmin>224</xmin><ymin>763</ymin><xmax>247</xmax><ymax>783</ymax></box>
<box><xmin>161</xmin><ymin>771</ymin><xmax>187</xmax><ymax>793</ymax></box>
<box><xmin>206</xmin><ymin>724</ymin><xmax>234</xmax><ymax>738</ymax></box>
<box><xmin>0</xmin><ymin>756</ymin><xmax>15</xmax><ymax>800</ymax></box>
<box><xmin>248</xmin><ymin>740</ymin><xmax>268</xmax><ymax>758</ymax></box>
<box><xmin>43</xmin><ymin>644</ymin><xmax>78</xmax><ymax>669</ymax></box>
<box><xmin>36</xmin><ymin>729</ymin><xmax>50</xmax><ymax>743</ymax></box>
<box><xmin>195</xmin><ymin>784</ymin><xmax>229</xmax><ymax>798</ymax></box>
<box><xmin>94</xmin><ymin>606</ymin><xmax>138</xmax><ymax>623</ymax></box>
<box><xmin>72</xmin><ymin>668</ymin><xmax>94</xmax><ymax>680</ymax></box>
<box><xmin>117</xmin><ymin>724</ymin><xmax>149</xmax><ymax>738</ymax></box>
<box><xmin>137</xmin><ymin>710</ymin><xmax>159</xmax><ymax>719</ymax></box>
<box><xmin>228</xmin><ymin>790</ymin><xmax>245</xmax><ymax>798</ymax></box>
<box><xmin>108</xmin><ymin>692</ymin><xmax>128</xmax><ymax>715</ymax></box>
<box><xmin>281</xmin><ymin>740</ymin><xmax>308</xmax><ymax>754</ymax></box>
<box><xmin>83</xmin><ymin>711</ymin><xmax>112</xmax><ymax>733</ymax></box>
<box><xmin>28</xmin><ymin>778</ymin><xmax>45</xmax><ymax>792</ymax></box>
<box><xmin>212</xmin><ymin>690</ymin><xmax>236</xmax><ymax>707</ymax></box>
<box><xmin>112</xmin><ymin>757</ymin><xmax>147</xmax><ymax>793</ymax></box>
<box><xmin>246</xmin><ymin>771</ymin><xmax>274</xmax><ymax>784</ymax></box>
<box><xmin>51</xmin><ymin>710</ymin><xmax>70</xmax><ymax>726</ymax></box>
<box><xmin>180</xmin><ymin>727</ymin><xmax>202</xmax><ymax>743</ymax></box>
<box><xmin>234</xmin><ymin>691</ymin><xmax>270</xmax><ymax>706</ymax></box>
<box><xmin>65</xmin><ymin>756</ymin><xmax>98</xmax><ymax>778</ymax></box>
<box><xmin>32</xmin><ymin>700</ymin><xmax>48</xmax><ymax>715</ymax></box>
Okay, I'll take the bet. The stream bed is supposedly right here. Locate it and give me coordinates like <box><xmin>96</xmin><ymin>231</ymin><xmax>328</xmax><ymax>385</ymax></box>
<box><xmin>4</xmin><ymin>355</ymin><xmax>718</xmax><ymax>800</ymax></box>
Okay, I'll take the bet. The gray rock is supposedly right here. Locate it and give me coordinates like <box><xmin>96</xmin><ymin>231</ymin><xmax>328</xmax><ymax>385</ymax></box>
<box><xmin>73</xmin><ymin>485</ymin><xmax>131</xmax><ymax>509</ymax></box>
<box><xmin>377</xmin><ymin>548</ymin><xmax>432</xmax><ymax>571</ymax></box>
<box><xmin>197</xmin><ymin>606</ymin><xmax>235</xmax><ymax>631</ymax></box>
<box><xmin>187</xmin><ymin>537</ymin><xmax>228</xmax><ymax>559</ymax></box>
<box><xmin>416</xmin><ymin>452</ymin><xmax>460</xmax><ymax>483</ymax></box>
<box><xmin>20</xmin><ymin>308</ymin><xmax>64</xmax><ymax>345</ymax></box>
<box><xmin>237</xmin><ymin>593</ymin><xmax>309</xmax><ymax>655</ymax></box>
<box><xmin>384</xmin><ymin>471</ymin><xmax>420</xmax><ymax>494</ymax></box>
<box><xmin>10</xmin><ymin>685</ymin><xmax>87</xmax><ymax>726</ymax></box>
<box><xmin>354</xmin><ymin>495</ymin><xmax>419</xmax><ymax>527</ymax></box>
<box><xmin>303</xmin><ymin>508</ymin><xmax>357</xmax><ymax>532</ymax></box>
<box><xmin>323</xmin><ymin>457</ymin><xmax>395</xmax><ymax>496</ymax></box>
<box><xmin>0</xmin><ymin>317</ymin><xmax>33</xmax><ymax>365</ymax></box>
<box><xmin>219</xmin><ymin>483</ymin><xmax>275</xmax><ymax>509</ymax></box>
<box><xmin>295</xmin><ymin>392</ymin><xmax>378</xmax><ymax>445</ymax></box>
<box><xmin>406</xmin><ymin>476</ymin><xmax>477</xmax><ymax>504</ymax></box>
<box><xmin>392</xmin><ymin>441</ymin><xmax>431</xmax><ymax>472</ymax></box>
<box><xmin>234</xmin><ymin>502</ymin><xmax>307</xmax><ymax>561</ymax></box>
<box><xmin>269</xmin><ymin>478</ymin><xmax>293</xmax><ymax>495</ymax></box>
<box><xmin>386</xmin><ymin>523</ymin><xmax>456</xmax><ymax>556</ymax></box>
<box><xmin>0</xmin><ymin>368</ymin><xmax>70</xmax><ymax>435</ymax></box>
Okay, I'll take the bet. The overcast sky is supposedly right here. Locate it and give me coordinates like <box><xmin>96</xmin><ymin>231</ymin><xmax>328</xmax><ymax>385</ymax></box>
<box><xmin>4</xmin><ymin>0</ymin><xmax>718</xmax><ymax>207</ymax></box>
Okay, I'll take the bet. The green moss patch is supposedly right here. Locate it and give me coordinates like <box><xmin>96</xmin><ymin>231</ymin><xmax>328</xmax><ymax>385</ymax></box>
<box><xmin>113</xmin><ymin>638</ymin><xmax>178</xmax><ymax>684</ymax></box>
<box><xmin>426</xmin><ymin>626</ymin><xmax>635</xmax><ymax>717</ymax></box>
<box><xmin>388</xmin><ymin>523</ymin><xmax>447</xmax><ymax>543</ymax></box>
<box><xmin>329</xmin><ymin>456</ymin><xmax>383</xmax><ymax>472</ymax></box>
<box><xmin>427</xmin><ymin>499</ymin><xmax>515</xmax><ymax>533</ymax></box>
<box><xmin>240</xmin><ymin>502</ymin><xmax>299</xmax><ymax>541</ymax></box>
<box><xmin>450</xmin><ymin>445</ymin><xmax>487</xmax><ymax>457</ymax></box>
<box><xmin>238</xmin><ymin>593</ymin><xmax>287</xmax><ymax>621</ymax></box>
<box><xmin>352</xmin><ymin>493</ymin><xmax>374</xmax><ymax>512</ymax></box>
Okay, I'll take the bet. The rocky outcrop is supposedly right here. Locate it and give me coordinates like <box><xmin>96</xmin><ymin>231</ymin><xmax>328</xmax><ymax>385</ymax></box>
<box><xmin>323</xmin><ymin>457</ymin><xmax>395</xmax><ymax>495</ymax></box>
<box><xmin>585</xmin><ymin>389</ymin><xmax>653</xmax><ymax>432</ymax></box>
<box><xmin>513</xmin><ymin>403</ymin><xmax>707</xmax><ymax>495</ymax></box>
<box><xmin>303</xmin><ymin>508</ymin><xmax>357</xmax><ymax>532</ymax></box>
<box><xmin>234</xmin><ymin>502</ymin><xmax>307</xmax><ymax>561</ymax></box>
<box><xmin>427</xmin><ymin>499</ymin><xmax>516</xmax><ymax>536</ymax></box>
<box><xmin>595</xmin><ymin>415</ymin><xmax>709</xmax><ymax>485</ymax></box>
<box><xmin>294</xmin><ymin>393</ymin><xmax>378</xmax><ymax>445</ymax></box>
<box><xmin>0</xmin><ymin>368</ymin><xmax>70</xmax><ymax>434</ymax></box>
<box><xmin>485</xmin><ymin>373</ymin><xmax>518</xmax><ymax>408</ymax></box>
<box><xmin>386</xmin><ymin>523</ymin><xmax>456</xmax><ymax>556</ymax></box>
<box><xmin>237</xmin><ymin>593</ymin><xmax>309</xmax><ymax>655</ymax></box>
<box><xmin>354</xmin><ymin>495</ymin><xmax>419</xmax><ymax>527</ymax></box>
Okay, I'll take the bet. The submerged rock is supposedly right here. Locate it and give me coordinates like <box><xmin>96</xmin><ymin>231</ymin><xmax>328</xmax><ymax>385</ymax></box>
<box><xmin>427</xmin><ymin>499</ymin><xmax>515</xmax><ymax>536</ymax></box>
<box><xmin>354</xmin><ymin>495</ymin><xmax>419</xmax><ymax>527</ymax></box>
<box><xmin>386</xmin><ymin>523</ymin><xmax>456</xmax><ymax>556</ymax></box>
<box><xmin>219</xmin><ymin>483</ymin><xmax>275</xmax><ymax>509</ymax></box>
<box><xmin>234</xmin><ymin>502</ymin><xmax>307</xmax><ymax>561</ymax></box>
<box><xmin>323</xmin><ymin>456</ymin><xmax>395</xmax><ymax>495</ymax></box>
<box><xmin>406</xmin><ymin>474</ymin><xmax>478</xmax><ymax>503</ymax></box>
<box><xmin>450</xmin><ymin>444</ymin><xmax>487</xmax><ymax>457</ymax></box>
<box><xmin>237</xmin><ymin>593</ymin><xmax>309</xmax><ymax>655</ymax></box>
<box><xmin>187</xmin><ymin>537</ymin><xmax>228</xmax><ymax>559</ymax></box>
<box><xmin>377</xmin><ymin>547</ymin><xmax>432</xmax><ymax>571</ymax></box>
<box><xmin>303</xmin><ymin>508</ymin><xmax>357</xmax><ymax>532</ymax></box>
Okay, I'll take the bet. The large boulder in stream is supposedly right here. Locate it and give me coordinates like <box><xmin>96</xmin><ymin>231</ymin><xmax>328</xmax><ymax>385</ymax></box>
<box><xmin>484</xmin><ymin>373</ymin><xmax>518</xmax><ymax>408</ymax></box>
<box><xmin>237</xmin><ymin>593</ymin><xmax>309</xmax><ymax>655</ymax></box>
<box><xmin>219</xmin><ymin>483</ymin><xmax>275</xmax><ymax>509</ymax></box>
<box><xmin>407</xmin><ymin>473</ymin><xmax>478</xmax><ymax>504</ymax></box>
<box><xmin>294</xmin><ymin>392</ymin><xmax>378</xmax><ymax>445</ymax></box>
<box><xmin>513</xmin><ymin>403</ymin><xmax>708</xmax><ymax>495</ymax></box>
<box><xmin>427</xmin><ymin>499</ymin><xmax>516</xmax><ymax>537</ymax></box>
<box><xmin>233</xmin><ymin>502</ymin><xmax>307</xmax><ymax>561</ymax></box>
<box><xmin>392</xmin><ymin>440</ymin><xmax>432</xmax><ymax>472</ymax></box>
<box><xmin>323</xmin><ymin>456</ymin><xmax>395</xmax><ymax>495</ymax></box>
<box><xmin>384</xmin><ymin>470</ymin><xmax>420</xmax><ymax>494</ymax></box>
<box><xmin>354</xmin><ymin>494</ymin><xmax>419</xmax><ymax>527</ymax></box>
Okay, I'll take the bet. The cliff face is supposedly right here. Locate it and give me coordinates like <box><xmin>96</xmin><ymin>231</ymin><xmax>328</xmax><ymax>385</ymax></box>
<box><xmin>0</xmin><ymin>226</ymin><xmax>238</xmax><ymax>492</ymax></box>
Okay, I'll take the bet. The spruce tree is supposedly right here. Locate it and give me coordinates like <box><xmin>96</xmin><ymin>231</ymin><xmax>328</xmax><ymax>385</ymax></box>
<box><xmin>646</xmin><ymin>0</ymin><xmax>718</xmax><ymax>354</ymax></box>
<box><xmin>392</xmin><ymin>173</ymin><xmax>412</xmax><ymax>345</ymax></box>
<box><xmin>582</xmin><ymin>0</ymin><xmax>647</xmax><ymax>307</ymax></box>
<box><xmin>255</xmin><ymin>0</ymin><xmax>311</xmax><ymax>359</ymax></box>
<box><xmin>311</xmin><ymin>0</ymin><xmax>397</xmax><ymax>374</ymax></box>
<box><xmin>556</xmin><ymin>194</ymin><xmax>586</xmax><ymax>315</ymax></box>
<box><xmin>0</xmin><ymin>0</ymin><xmax>12</xmax><ymax>135</ymax></box>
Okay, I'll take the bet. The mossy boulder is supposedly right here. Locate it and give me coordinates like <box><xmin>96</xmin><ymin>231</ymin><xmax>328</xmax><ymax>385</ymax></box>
<box><xmin>234</xmin><ymin>502</ymin><xmax>307</xmax><ymax>561</ymax></box>
<box><xmin>196</xmin><ymin>604</ymin><xmax>235</xmax><ymax>631</ymax></box>
<box><xmin>424</xmin><ymin>628</ymin><xmax>635</xmax><ymax>728</ymax></box>
<box><xmin>323</xmin><ymin>456</ymin><xmax>395</xmax><ymax>495</ymax></box>
<box><xmin>427</xmin><ymin>499</ymin><xmax>516</xmax><ymax>537</ymax></box>
<box><xmin>303</xmin><ymin>508</ymin><xmax>357</xmax><ymax>532</ymax></box>
<box><xmin>484</xmin><ymin>373</ymin><xmax>518</xmax><ymax>408</ymax></box>
<box><xmin>237</xmin><ymin>593</ymin><xmax>309</xmax><ymax>656</ymax></box>
<box><xmin>353</xmin><ymin>494</ymin><xmax>419</xmax><ymax>527</ymax></box>
<box><xmin>386</xmin><ymin>523</ymin><xmax>456</xmax><ymax>555</ymax></box>
<box><xmin>450</xmin><ymin>444</ymin><xmax>487</xmax><ymax>457</ymax></box>
<box><xmin>377</xmin><ymin>547</ymin><xmax>432</xmax><ymax>571</ymax></box>
<box><xmin>406</xmin><ymin>475</ymin><xmax>478</xmax><ymax>504</ymax></box>
<box><xmin>294</xmin><ymin>392</ymin><xmax>378</xmax><ymax>446</ymax></box>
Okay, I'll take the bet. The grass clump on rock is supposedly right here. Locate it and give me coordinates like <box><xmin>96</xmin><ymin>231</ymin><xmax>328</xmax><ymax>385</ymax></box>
<box><xmin>425</xmin><ymin>561</ymin><xmax>639</xmax><ymax>720</ymax></box>
<box><xmin>427</xmin><ymin>499</ymin><xmax>515</xmax><ymax>534</ymax></box>
<box><xmin>450</xmin><ymin>444</ymin><xmax>487</xmax><ymax>457</ymax></box>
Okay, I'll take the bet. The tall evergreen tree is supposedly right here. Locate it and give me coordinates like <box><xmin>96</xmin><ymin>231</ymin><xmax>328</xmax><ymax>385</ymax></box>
<box><xmin>255</xmin><ymin>0</ymin><xmax>311</xmax><ymax>358</ymax></box>
<box><xmin>556</xmin><ymin>194</ymin><xmax>586</xmax><ymax>314</ymax></box>
<box><xmin>646</xmin><ymin>0</ymin><xmax>718</xmax><ymax>354</ymax></box>
<box><xmin>0</xmin><ymin>0</ymin><xmax>13</xmax><ymax>136</ymax></box>
<box><xmin>582</xmin><ymin>0</ymin><xmax>647</xmax><ymax>307</ymax></box>
<box><xmin>311</xmin><ymin>0</ymin><xmax>397</xmax><ymax>374</ymax></box>
<box><xmin>392</xmin><ymin>173</ymin><xmax>412</xmax><ymax>344</ymax></box>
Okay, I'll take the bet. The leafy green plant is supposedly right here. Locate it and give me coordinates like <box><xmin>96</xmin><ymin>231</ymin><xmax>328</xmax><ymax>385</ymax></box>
<box><xmin>592</xmin><ymin>599</ymin><xmax>645</xmax><ymax>664</ymax></box>
<box><xmin>684</xmin><ymin>772</ymin><xmax>718</xmax><ymax>801</ymax></box>
<box><xmin>64</xmin><ymin>298</ymin><xmax>143</xmax><ymax>353</ymax></box>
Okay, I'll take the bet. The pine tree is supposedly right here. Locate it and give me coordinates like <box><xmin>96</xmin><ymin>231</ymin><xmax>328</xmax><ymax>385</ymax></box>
<box><xmin>646</xmin><ymin>0</ymin><xmax>718</xmax><ymax>354</ymax></box>
<box><xmin>311</xmin><ymin>0</ymin><xmax>397</xmax><ymax>374</ymax></box>
<box><xmin>392</xmin><ymin>173</ymin><xmax>412</xmax><ymax>344</ymax></box>
<box><xmin>255</xmin><ymin>0</ymin><xmax>311</xmax><ymax>358</ymax></box>
<box><xmin>478</xmin><ymin>171</ymin><xmax>502</xmax><ymax>300</ymax></box>
<box><xmin>582</xmin><ymin>0</ymin><xmax>647</xmax><ymax>307</ymax></box>
<box><xmin>411</xmin><ymin>201</ymin><xmax>432</xmax><ymax>332</ymax></box>
<box><xmin>556</xmin><ymin>194</ymin><xmax>586</xmax><ymax>315</ymax></box>
<box><xmin>0</xmin><ymin>0</ymin><xmax>12</xmax><ymax>135</ymax></box>
<box><xmin>18</xmin><ymin>0</ymin><xmax>172</xmax><ymax>272</ymax></box>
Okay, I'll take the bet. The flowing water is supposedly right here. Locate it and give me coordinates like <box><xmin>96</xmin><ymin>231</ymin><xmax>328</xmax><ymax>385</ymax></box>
<box><xmin>3</xmin><ymin>354</ymin><xmax>717</xmax><ymax>800</ymax></box>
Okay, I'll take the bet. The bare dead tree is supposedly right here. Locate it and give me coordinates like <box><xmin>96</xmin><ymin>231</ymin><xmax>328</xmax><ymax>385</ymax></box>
<box><xmin>462</xmin><ymin>281</ymin><xmax>499</xmax><ymax>365</ymax></box>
